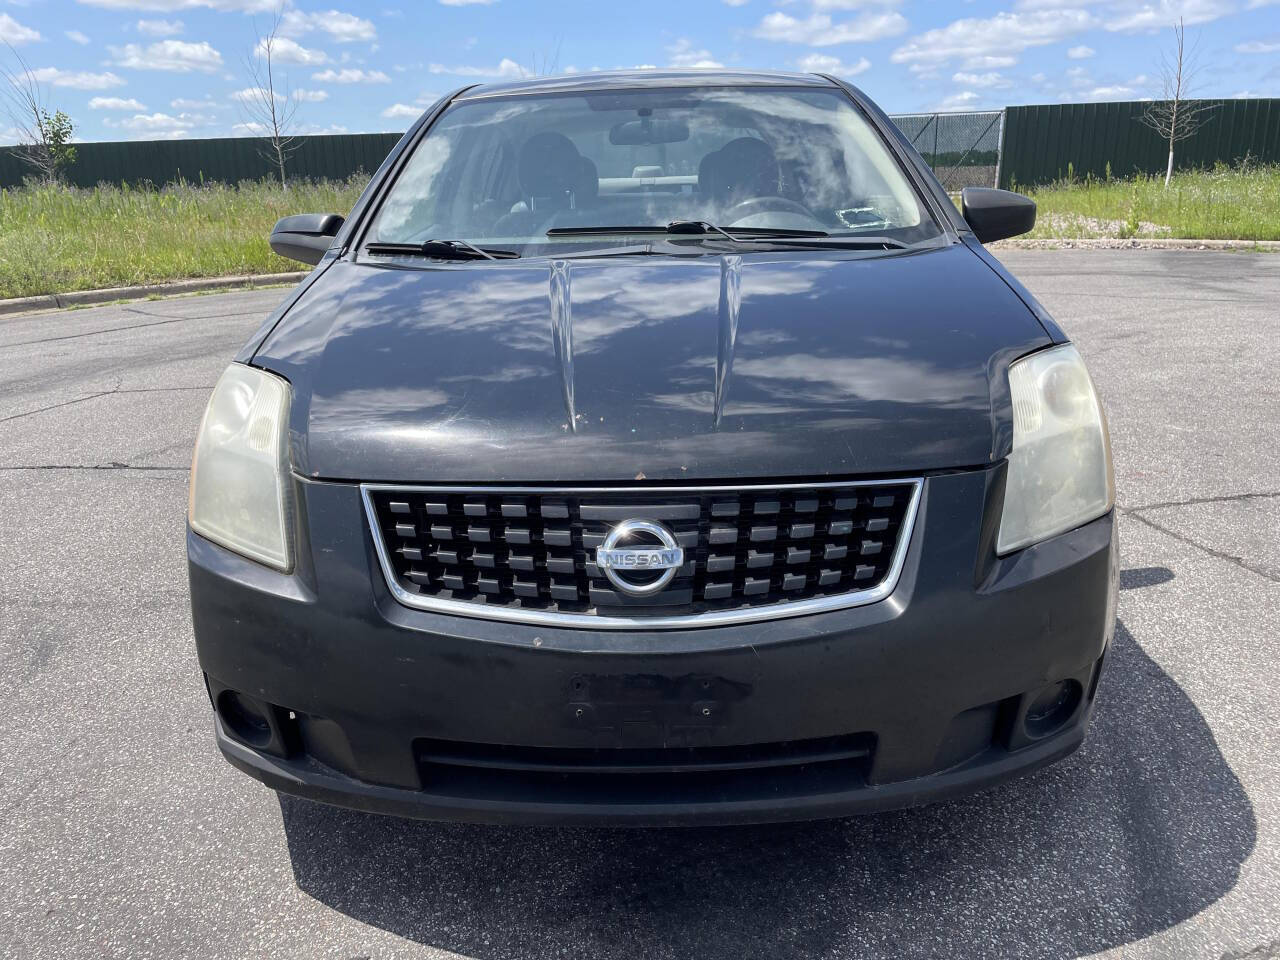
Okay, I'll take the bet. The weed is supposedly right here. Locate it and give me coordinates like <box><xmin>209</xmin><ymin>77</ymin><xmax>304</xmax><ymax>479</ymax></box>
<box><xmin>0</xmin><ymin>176</ymin><xmax>366</xmax><ymax>299</ymax></box>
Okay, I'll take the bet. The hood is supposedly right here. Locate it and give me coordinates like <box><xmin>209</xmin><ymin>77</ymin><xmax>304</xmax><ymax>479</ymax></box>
<box><xmin>254</xmin><ymin>244</ymin><xmax>1049</xmax><ymax>483</ymax></box>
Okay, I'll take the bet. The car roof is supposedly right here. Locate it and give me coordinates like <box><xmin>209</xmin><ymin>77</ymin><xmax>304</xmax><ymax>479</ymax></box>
<box><xmin>452</xmin><ymin>69</ymin><xmax>838</xmax><ymax>101</ymax></box>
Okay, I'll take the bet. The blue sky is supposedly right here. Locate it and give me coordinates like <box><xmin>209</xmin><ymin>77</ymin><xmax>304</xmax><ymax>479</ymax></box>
<box><xmin>2</xmin><ymin>0</ymin><xmax>1278</xmax><ymax>143</ymax></box>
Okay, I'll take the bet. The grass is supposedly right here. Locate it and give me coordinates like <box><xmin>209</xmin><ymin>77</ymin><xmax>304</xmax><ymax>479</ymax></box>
<box><xmin>1019</xmin><ymin>164</ymin><xmax>1280</xmax><ymax>242</ymax></box>
<box><xmin>0</xmin><ymin>177</ymin><xmax>366</xmax><ymax>300</ymax></box>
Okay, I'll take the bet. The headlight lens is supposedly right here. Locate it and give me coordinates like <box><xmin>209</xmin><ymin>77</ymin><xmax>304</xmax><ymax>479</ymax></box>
<box><xmin>997</xmin><ymin>343</ymin><xmax>1114</xmax><ymax>555</ymax></box>
<box><xmin>188</xmin><ymin>363</ymin><xmax>293</xmax><ymax>571</ymax></box>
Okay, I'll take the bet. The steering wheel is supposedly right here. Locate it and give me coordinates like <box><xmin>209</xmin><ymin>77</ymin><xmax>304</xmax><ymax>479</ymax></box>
<box><xmin>723</xmin><ymin>195</ymin><xmax>816</xmax><ymax>226</ymax></box>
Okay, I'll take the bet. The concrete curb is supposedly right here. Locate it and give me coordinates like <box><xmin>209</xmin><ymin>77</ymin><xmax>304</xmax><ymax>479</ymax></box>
<box><xmin>994</xmin><ymin>237</ymin><xmax>1280</xmax><ymax>251</ymax></box>
<box><xmin>0</xmin><ymin>271</ymin><xmax>307</xmax><ymax>318</ymax></box>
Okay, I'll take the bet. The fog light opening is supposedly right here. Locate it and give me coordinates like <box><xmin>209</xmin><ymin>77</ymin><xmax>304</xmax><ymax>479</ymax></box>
<box><xmin>1024</xmin><ymin>679</ymin><xmax>1083</xmax><ymax>739</ymax></box>
<box><xmin>217</xmin><ymin>690</ymin><xmax>273</xmax><ymax>747</ymax></box>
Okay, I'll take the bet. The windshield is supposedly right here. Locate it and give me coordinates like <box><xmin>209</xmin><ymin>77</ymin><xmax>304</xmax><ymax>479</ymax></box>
<box><xmin>365</xmin><ymin>85</ymin><xmax>942</xmax><ymax>254</ymax></box>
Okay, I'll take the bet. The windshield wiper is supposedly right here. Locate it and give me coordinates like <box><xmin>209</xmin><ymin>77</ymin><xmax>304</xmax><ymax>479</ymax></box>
<box><xmin>665</xmin><ymin>222</ymin><xmax>910</xmax><ymax>249</ymax></box>
<box><xmin>364</xmin><ymin>239</ymin><xmax>518</xmax><ymax>261</ymax></box>
<box><xmin>546</xmin><ymin>221</ymin><xmax>907</xmax><ymax>250</ymax></box>
<box><xmin>546</xmin><ymin>222</ymin><xmax>829</xmax><ymax>240</ymax></box>
<box><xmin>737</xmin><ymin>235</ymin><xmax>910</xmax><ymax>250</ymax></box>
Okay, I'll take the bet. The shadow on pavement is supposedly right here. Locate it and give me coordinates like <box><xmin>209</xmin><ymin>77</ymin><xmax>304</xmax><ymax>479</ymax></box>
<box><xmin>278</xmin><ymin>622</ymin><xmax>1255</xmax><ymax>959</ymax></box>
<box><xmin>1120</xmin><ymin>566</ymin><xmax>1176</xmax><ymax>590</ymax></box>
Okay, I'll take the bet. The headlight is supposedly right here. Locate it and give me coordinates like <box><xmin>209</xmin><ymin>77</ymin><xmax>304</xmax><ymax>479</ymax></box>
<box><xmin>188</xmin><ymin>363</ymin><xmax>293</xmax><ymax>571</ymax></box>
<box><xmin>997</xmin><ymin>343</ymin><xmax>1114</xmax><ymax>555</ymax></box>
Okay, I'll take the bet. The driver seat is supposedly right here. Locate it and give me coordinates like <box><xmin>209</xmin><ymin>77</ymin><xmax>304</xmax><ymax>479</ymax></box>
<box><xmin>491</xmin><ymin>132</ymin><xmax>594</xmax><ymax>237</ymax></box>
<box><xmin>698</xmin><ymin>137</ymin><xmax>781</xmax><ymax>208</ymax></box>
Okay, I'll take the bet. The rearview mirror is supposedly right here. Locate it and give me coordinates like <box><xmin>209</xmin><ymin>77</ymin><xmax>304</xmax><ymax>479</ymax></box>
<box><xmin>609</xmin><ymin>118</ymin><xmax>690</xmax><ymax>146</ymax></box>
<box><xmin>961</xmin><ymin>188</ymin><xmax>1036</xmax><ymax>244</ymax></box>
<box><xmin>269</xmin><ymin>213</ymin><xmax>345</xmax><ymax>266</ymax></box>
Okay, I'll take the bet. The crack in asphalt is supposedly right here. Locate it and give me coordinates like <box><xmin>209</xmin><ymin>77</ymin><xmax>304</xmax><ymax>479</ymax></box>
<box><xmin>0</xmin><ymin>463</ymin><xmax>188</xmax><ymax>472</ymax></box>
<box><xmin>1118</xmin><ymin>489</ymin><xmax>1280</xmax><ymax>583</ymax></box>
<box><xmin>1121</xmin><ymin>507</ymin><xmax>1280</xmax><ymax>584</ymax></box>
<box><xmin>1124</xmin><ymin>489</ymin><xmax>1280</xmax><ymax>512</ymax></box>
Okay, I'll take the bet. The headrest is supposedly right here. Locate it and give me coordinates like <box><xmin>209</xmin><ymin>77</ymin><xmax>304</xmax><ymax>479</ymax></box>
<box><xmin>576</xmin><ymin>155</ymin><xmax>598</xmax><ymax>203</ymax></box>
<box><xmin>518</xmin><ymin>132</ymin><xmax>584</xmax><ymax>200</ymax></box>
<box><xmin>699</xmin><ymin>137</ymin><xmax>780</xmax><ymax>203</ymax></box>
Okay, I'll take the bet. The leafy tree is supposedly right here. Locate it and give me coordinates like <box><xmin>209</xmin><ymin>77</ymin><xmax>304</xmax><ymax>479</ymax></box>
<box><xmin>39</xmin><ymin>109</ymin><xmax>77</xmax><ymax>177</ymax></box>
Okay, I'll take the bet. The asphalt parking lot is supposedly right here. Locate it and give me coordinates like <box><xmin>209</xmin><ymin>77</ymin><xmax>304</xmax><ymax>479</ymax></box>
<box><xmin>2</xmin><ymin>249</ymin><xmax>1278</xmax><ymax>959</ymax></box>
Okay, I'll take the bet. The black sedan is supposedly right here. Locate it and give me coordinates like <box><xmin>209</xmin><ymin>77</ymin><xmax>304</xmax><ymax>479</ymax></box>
<box><xmin>187</xmin><ymin>70</ymin><xmax>1117</xmax><ymax>825</ymax></box>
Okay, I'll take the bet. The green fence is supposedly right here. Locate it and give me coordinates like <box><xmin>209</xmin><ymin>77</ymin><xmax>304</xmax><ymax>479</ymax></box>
<box><xmin>998</xmin><ymin>98</ymin><xmax>1280</xmax><ymax>189</ymax></box>
<box><xmin>0</xmin><ymin>132</ymin><xmax>404</xmax><ymax>188</ymax></box>
<box><xmin>1</xmin><ymin>114</ymin><xmax>995</xmax><ymax>190</ymax></box>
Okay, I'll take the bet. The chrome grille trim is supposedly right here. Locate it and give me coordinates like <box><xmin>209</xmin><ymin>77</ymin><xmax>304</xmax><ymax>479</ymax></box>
<box><xmin>361</xmin><ymin>478</ymin><xmax>923</xmax><ymax>631</ymax></box>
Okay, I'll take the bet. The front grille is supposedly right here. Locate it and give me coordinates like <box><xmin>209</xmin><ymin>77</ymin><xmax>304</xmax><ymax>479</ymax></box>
<box><xmin>363</xmin><ymin>480</ymin><xmax>921</xmax><ymax>628</ymax></box>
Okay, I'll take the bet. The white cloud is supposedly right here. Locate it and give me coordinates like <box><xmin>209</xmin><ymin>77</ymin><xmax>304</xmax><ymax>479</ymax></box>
<box><xmin>1067</xmin><ymin>44</ymin><xmax>1095</xmax><ymax>58</ymax></box>
<box><xmin>963</xmin><ymin>55</ymin><xmax>1018</xmax><ymax>69</ymax></box>
<box><xmin>230</xmin><ymin>86</ymin><xmax>281</xmax><ymax>104</ymax></box>
<box><xmin>116</xmin><ymin>112</ymin><xmax>194</xmax><ymax>132</ymax></box>
<box><xmin>137</xmin><ymin>18</ymin><xmax>183</xmax><ymax>36</ymax></box>
<box><xmin>753</xmin><ymin>9</ymin><xmax>907</xmax><ymax>45</ymax></box>
<box><xmin>281</xmin><ymin>9</ymin><xmax>376</xmax><ymax>43</ymax></box>
<box><xmin>0</xmin><ymin>12</ymin><xmax>41</xmax><ymax>44</ymax></box>
<box><xmin>31</xmin><ymin>67</ymin><xmax>126</xmax><ymax>89</ymax></box>
<box><xmin>1104</xmin><ymin>0</ymin><xmax>1235</xmax><ymax>33</ymax></box>
<box><xmin>892</xmin><ymin>10</ymin><xmax>1095</xmax><ymax>66</ymax></box>
<box><xmin>170</xmin><ymin>96</ymin><xmax>218</xmax><ymax>109</ymax></box>
<box><xmin>723</xmin><ymin>0</ymin><xmax>750</xmax><ymax>5</ymax></box>
<box><xmin>89</xmin><ymin>96</ymin><xmax>147</xmax><ymax>109</ymax></box>
<box><xmin>427</xmin><ymin>58</ymin><xmax>527</xmax><ymax>78</ymax></box>
<box><xmin>258</xmin><ymin>36</ymin><xmax>329</xmax><ymax>65</ymax></box>
<box><xmin>78</xmin><ymin>0</ymin><xmax>274</xmax><ymax>10</ymax></box>
<box><xmin>951</xmin><ymin>71</ymin><xmax>1012</xmax><ymax>88</ymax></box>
<box><xmin>934</xmin><ymin>90</ymin><xmax>981</xmax><ymax>112</ymax></box>
<box><xmin>66</xmin><ymin>30</ymin><xmax>92</xmax><ymax>45</ymax></box>
<box><xmin>381</xmin><ymin>102</ymin><xmax>422</xmax><ymax>117</ymax></box>
<box><xmin>666</xmin><ymin>38</ymin><xmax>723</xmax><ymax>69</ymax></box>
<box><xmin>795</xmin><ymin>53</ymin><xmax>871</xmax><ymax>76</ymax></box>
<box><xmin>232</xmin><ymin>120</ymin><xmax>268</xmax><ymax>135</ymax></box>
<box><xmin>293</xmin><ymin>88</ymin><xmax>329</xmax><ymax>102</ymax></box>
<box><xmin>109</xmin><ymin>40</ymin><xmax>223</xmax><ymax>72</ymax></box>
<box><xmin>1236</xmin><ymin>40</ymin><xmax>1280</xmax><ymax>53</ymax></box>
<box><xmin>1087</xmin><ymin>84</ymin><xmax>1137</xmax><ymax>98</ymax></box>
<box><xmin>811</xmin><ymin>0</ymin><xmax>906</xmax><ymax>7</ymax></box>
<box><xmin>310</xmin><ymin>67</ymin><xmax>391</xmax><ymax>83</ymax></box>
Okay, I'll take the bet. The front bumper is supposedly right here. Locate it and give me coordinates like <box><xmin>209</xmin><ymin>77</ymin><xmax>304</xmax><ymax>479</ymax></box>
<box><xmin>189</xmin><ymin>467</ymin><xmax>1117</xmax><ymax>826</ymax></box>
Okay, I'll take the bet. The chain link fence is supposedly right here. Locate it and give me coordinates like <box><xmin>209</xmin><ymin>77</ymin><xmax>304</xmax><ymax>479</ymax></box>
<box><xmin>889</xmin><ymin>110</ymin><xmax>1004</xmax><ymax>192</ymax></box>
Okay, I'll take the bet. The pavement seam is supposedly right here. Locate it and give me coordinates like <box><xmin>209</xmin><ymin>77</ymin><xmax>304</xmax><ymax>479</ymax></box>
<box><xmin>5</xmin><ymin>315</ymin><xmax>193</xmax><ymax>348</ymax></box>
<box><xmin>1120</xmin><ymin>507</ymin><xmax>1280</xmax><ymax>585</ymax></box>
<box><xmin>0</xmin><ymin>392</ymin><xmax>111</xmax><ymax>424</ymax></box>
<box><xmin>0</xmin><ymin>386</ymin><xmax>216</xmax><ymax>426</ymax></box>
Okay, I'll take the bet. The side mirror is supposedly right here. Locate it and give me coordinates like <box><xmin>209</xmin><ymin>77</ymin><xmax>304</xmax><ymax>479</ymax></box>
<box><xmin>269</xmin><ymin>213</ymin><xmax>345</xmax><ymax>266</ymax></box>
<box><xmin>961</xmin><ymin>188</ymin><xmax>1036</xmax><ymax>244</ymax></box>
